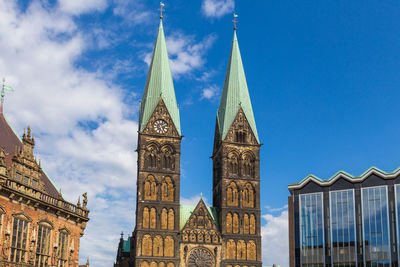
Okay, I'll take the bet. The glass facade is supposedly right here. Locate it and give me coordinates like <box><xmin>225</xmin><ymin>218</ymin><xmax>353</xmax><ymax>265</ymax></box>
<box><xmin>330</xmin><ymin>190</ymin><xmax>357</xmax><ymax>266</ymax></box>
<box><xmin>300</xmin><ymin>193</ymin><xmax>324</xmax><ymax>266</ymax></box>
<box><xmin>362</xmin><ymin>186</ymin><xmax>391</xmax><ymax>266</ymax></box>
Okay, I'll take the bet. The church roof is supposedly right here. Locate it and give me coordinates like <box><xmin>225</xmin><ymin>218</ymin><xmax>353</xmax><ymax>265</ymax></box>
<box><xmin>180</xmin><ymin>202</ymin><xmax>219</xmax><ymax>230</ymax></box>
<box><xmin>0</xmin><ymin>112</ymin><xmax>61</xmax><ymax>198</ymax></box>
<box><xmin>139</xmin><ymin>20</ymin><xmax>181</xmax><ymax>135</ymax></box>
<box><xmin>122</xmin><ymin>236</ymin><xmax>131</xmax><ymax>253</ymax></box>
<box><xmin>217</xmin><ymin>30</ymin><xmax>259</xmax><ymax>143</ymax></box>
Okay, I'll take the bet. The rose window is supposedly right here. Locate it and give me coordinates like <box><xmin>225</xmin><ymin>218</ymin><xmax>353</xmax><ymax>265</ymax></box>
<box><xmin>188</xmin><ymin>247</ymin><xmax>214</xmax><ymax>267</ymax></box>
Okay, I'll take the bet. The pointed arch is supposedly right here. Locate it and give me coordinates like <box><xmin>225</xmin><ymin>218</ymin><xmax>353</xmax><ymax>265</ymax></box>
<box><xmin>143</xmin><ymin>207</ymin><xmax>150</xmax><ymax>228</ymax></box>
<box><xmin>243</xmin><ymin>213</ymin><xmax>250</xmax><ymax>234</ymax></box>
<box><xmin>153</xmin><ymin>235</ymin><xmax>163</xmax><ymax>256</ymax></box>
<box><xmin>233</xmin><ymin>213</ymin><xmax>239</xmax><ymax>234</ymax></box>
<box><xmin>237</xmin><ymin>240</ymin><xmax>246</xmax><ymax>260</ymax></box>
<box><xmin>241</xmin><ymin>152</ymin><xmax>255</xmax><ymax>178</ymax></box>
<box><xmin>226</xmin><ymin>213</ymin><xmax>232</xmax><ymax>233</ymax></box>
<box><xmin>168</xmin><ymin>209</ymin><xmax>174</xmax><ymax>230</ymax></box>
<box><xmin>161</xmin><ymin>208</ymin><xmax>168</xmax><ymax>230</ymax></box>
<box><xmin>226</xmin><ymin>239</ymin><xmax>236</xmax><ymax>259</ymax></box>
<box><xmin>150</xmin><ymin>208</ymin><xmax>157</xmax><ymax>229</ymax></box>
<box><xmin>227</xmin><ymin>151</ymin><xmax>239</xmax><ymax>175</ymax></box>
<box><xmin>247</xmin><ymin>240</ymin><xmax>257</xmax><ymax>261</ymax></box>
<box><xmin>142</xmin><ymin>235</ymin><xmax>152</xmax><ymax>256</ymax></box>
<box><xmin>161</xmin><ymin>177</ymin><xmax>174</xmax><ymax>202</ymax></box>
<box><xmin>227</xmin><ymin>181</ymin><xmax>239</xmax><ymax>206</ymax></box>
<box><xmin>161</xmin><ymin>144</ymin><xmax>175</xmax><ymax>170</ymax></box>
<box><xmin>242</xmin><ymin>183</ymin><xmax>255</xmax><ymax>208</ymax></box>
<box><xmin>250</xmin><ymin>214</ymin><xmax>256</xmax><ymax>235</ymax></box>
<box><xmin>164</xmin><ymin>236</ymin><xmax>174</xmax><ymax>257</ymax></box>
<box><xmin>144</xmin><ymin>175</ymin><xmax>158</xmax><ymax>201</ymax></box>
<box><xmin>145</xmin><ymin>143</ymin><xmax>159</xmax><ymax>169</ymax></box>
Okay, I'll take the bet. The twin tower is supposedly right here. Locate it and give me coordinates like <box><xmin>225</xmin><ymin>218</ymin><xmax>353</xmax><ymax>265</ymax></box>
<box><xmin>115</xmin><ymin>16</ymin><xmax>262</xmax><ymax>267</ymax></box>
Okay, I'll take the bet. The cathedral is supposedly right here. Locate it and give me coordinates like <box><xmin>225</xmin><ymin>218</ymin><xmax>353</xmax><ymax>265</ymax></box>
<box><xmin>115</xmin><ymin>14</ymin><xmax>262</xmax><ymax>267</ymax></box>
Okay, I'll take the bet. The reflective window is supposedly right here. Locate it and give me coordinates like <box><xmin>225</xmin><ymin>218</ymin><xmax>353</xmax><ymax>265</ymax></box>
<box><xmin>330</xmin><ymin>190</ymin><xmax>357</xmax><ymax>266</ymax></box>
<box><xmin>299</xmin><ymin>193</ymin><xmax>324</xmax><ymax>266</ymax></box>
<box><xmin>10</xmin><ymin>218</ymin><xmax>29</xmax><ymax>263</ymax></box>
<box><xmin>35</xmin><ymin>224</ymin><xmax>51</xmax><ymax>267</ymax></box>
<box><xmin>362</xmin><ymin>186</ymin><xmax>391</xmax><ymax>266</ymax></box>
<box><xmin>395</xmin><ymin>185</ymin><xmax>400</xmax><ymax>264</ymax></box>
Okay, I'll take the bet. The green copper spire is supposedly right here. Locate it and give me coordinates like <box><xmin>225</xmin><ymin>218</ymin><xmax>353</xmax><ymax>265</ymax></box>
<box><xmin>217</xmin><ymin>30</ymin><xmax>259</xmax><ymax>143</ymax></box>
<box><xmin>139</xmin><ymin>19</ymin><xmax>181</xmax><ymax>135</ymax></box>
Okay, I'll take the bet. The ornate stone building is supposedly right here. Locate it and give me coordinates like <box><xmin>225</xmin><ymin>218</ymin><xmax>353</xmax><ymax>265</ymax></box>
<box><xmin>115</xmin><ymin>16</ymin><xmax>262</xmax><ymax>267</ymax></box>
<box><xmin>0</xmin><ymin>99</ymin><xmax>89</xmax><ymax>266</ymax></box>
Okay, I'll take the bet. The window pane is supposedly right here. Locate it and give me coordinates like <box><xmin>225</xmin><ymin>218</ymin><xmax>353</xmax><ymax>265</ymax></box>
<box><xmin>300</xmin><ymin>193</ymin><xmax>324</xmax><ymax>265</ymax></box>
<box><xmin>330</xmin><ymin>190</ymin><xmax>357</xmax><ymax>264</ymax></box>
<box><xmin>362</xmin><ymin>186</ymin><xmax>391</xmax><ymax>265</ymax></box>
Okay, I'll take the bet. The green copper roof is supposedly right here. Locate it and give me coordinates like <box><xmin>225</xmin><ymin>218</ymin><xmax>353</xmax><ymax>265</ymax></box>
<box><xmin>139</xmin><ymin>20</ymin><xmax>181</xmax><ymax>135</ymax></box>
<box><xmin>180</xmin><ymin>204</ymin><xmax>219</xmax><ymax>230</ymax></box>
<box><xmin>217</xmin><ymin>30</ymin><xmax>259</xmax><ymax>143</ymax></box>
<box><xmin>288</xmin><ymin>166</ymin><xmax>400</xmax><ymax>189</ymax></box>
<box><xmin>122</xmin><ymin>237</ymin><xmax>130</xmax><ymax>253</ymax></box>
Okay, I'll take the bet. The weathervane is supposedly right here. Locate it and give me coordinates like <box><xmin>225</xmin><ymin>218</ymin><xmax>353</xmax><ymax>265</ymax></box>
<box><xmin>233</xmin><ymin>13</ymin><xmax>238</xmax><ymax>30</ymax></box>
<box><xmin>159</xmin><ymin>2</ymin><xmax>165</xmax><ymax>19</ymax></box>
<box><xmin>1</xmin><ymin>78</ymin><xmax>14</xmax><ymax>114</ymax></box>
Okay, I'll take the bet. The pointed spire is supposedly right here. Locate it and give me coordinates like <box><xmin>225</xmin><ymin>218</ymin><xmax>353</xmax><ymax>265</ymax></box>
<box><xmin>139</xmin><ymin>11</ymin><xmax>181</xmax><ymax>135</ymax></box>
<box><xmin>217</xmin><ymin>28</ymin><xmax>260</xmax><ymax>143</ymax></box>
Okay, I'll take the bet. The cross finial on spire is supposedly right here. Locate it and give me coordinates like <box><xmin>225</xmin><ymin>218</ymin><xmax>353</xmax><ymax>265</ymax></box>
<box><xmin>159</xmin><ymin>2</ymin><xmax>165</xmax><ymax>19</ymax></box>
<box><xmin>233</xmin><ymin>13</ymin><xmax>238</xmax><ymax>30</ymax></box>
<box><xmin>200</xmin><ymin>192</ymin><xmax>203</xmax><ymax>199</ymax></box>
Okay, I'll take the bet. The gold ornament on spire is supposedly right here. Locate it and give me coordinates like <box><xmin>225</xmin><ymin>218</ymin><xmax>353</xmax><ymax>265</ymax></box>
<box><xmin>159</xmin><ymin>2</ymin><xmax>165</xmax><ymax>19</ymax></box>
<box><xmin>233</xmin><ymin>13</ymin><xmax>238</xmax><ymax>30</ymax></box>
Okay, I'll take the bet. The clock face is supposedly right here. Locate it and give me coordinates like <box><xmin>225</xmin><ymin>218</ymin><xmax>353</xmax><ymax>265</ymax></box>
<box><xmin>153</xmin><ymin>119</ymin><xmax>169</xmax><ymax>134</ymax></box>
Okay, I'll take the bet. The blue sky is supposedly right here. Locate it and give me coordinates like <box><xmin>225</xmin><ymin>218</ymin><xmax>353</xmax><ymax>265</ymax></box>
<box><xmin>2</xmin><ymin>0</ymin><xmax>400</xmax><ymax>266</ymax></box>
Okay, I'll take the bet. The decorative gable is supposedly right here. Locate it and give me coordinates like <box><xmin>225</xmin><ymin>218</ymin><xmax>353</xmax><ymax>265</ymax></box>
<box><xmin>142</xmin><ymin>98</ymin><xmax>180</xmax><ymax>137</ymax></box>
<box><xmin>181</xmin><ymin>199</ymin><xmax>221</xmax><ymax>244</ymax></box>
<box><xmin>225</xmin><ymin>108</ymin><xmax>258</xmax><ymax>145</ymax></box>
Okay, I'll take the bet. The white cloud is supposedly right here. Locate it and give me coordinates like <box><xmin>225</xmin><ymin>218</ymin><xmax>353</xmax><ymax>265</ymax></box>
<box><xmin>144</xmin><ymin>33</ymin><xmax>217</xmax><ymax>77</ymax></box>
<box><xmin>58</xmin><ymin>0</ymin><xmax>108</xmax><ymax>15</ymax></box>
<box><xmin>265</xmin><ymin>204</ymin><xmax>288</xmax><ymax>213</ymax></box>
<box><xmin>201</xmin><ymin>0</ymin><xmax>234</xmax><ymax>18</ymax></box>
<box><xmin>201</xmin><ymin>84</ymin><xmax>220</xmax><ymax>100</ymax></box>
<box><xmin>0</xmin><ymin>1</ymin><xmax>137</xmax><ymax>266</ymax></box>
<box><xmin>261</xmin><ymin>209</ymin><xmax>289</xmax><ymax>267</ymax></box>
<box><xmin>113</xmin><ymin>0</ymin><xmax>152</xmax><ymax>25</ymax></box>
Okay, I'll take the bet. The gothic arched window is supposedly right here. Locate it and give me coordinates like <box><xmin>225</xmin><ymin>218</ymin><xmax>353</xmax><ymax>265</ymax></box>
<box><xmin>242</xmin><ymin>183</ymin><xmax>255</xmax><ymax>208</ymax></box>
<box><xmin>247</xmin><ymin>241</ymin><xmax>257</xmax><ymax>261</ymax></box>
<box><xmin>143</xmin><ymin>207</ymin><xmax>150</xmax><ymax>229</ymax></box>
<box><xmin>150</xmin><ymin>208</ymin><xmax>157</xmax><ymax>229</ymax></box>
<box><xmin>161</xmin><ymin>145</ymin><xmax>174</xmax><ymax>170</ymax></box>
<box><xmin>164</xmin><ymin>236</ymin><xmax>174</xmax><ymax>257</ymax></box>
<box><xmin>161</xmin><ymin>208</ymin><xmax>168</xmax><ymax>230</ymax></box>
<box><xmin>233</xmin><ymin>213</ymin><xmax>239</xmax><ymax>234</ymax></box>
<box><xmin>227</xmin><ymin>152</ymin><xmax>239</xmax><ymax>175</ymax></box>
<box><xmin>144</xmin><ymin>175</ymin><xmax>158</xmax><ymax>201</ymax></box>
<box><xmin>142</xmin><ymin>235</ymin><xmax>152</xmax><ymax>256</ymax></box>
<box><xmin>227</xmin><ymin>182</ymin><xmax>239</xmax><ymax>206</ymax></box>
<box><xmin>226</xmin><ymin>213</ymin><xmax>232</xmax><ymax>233</ymax></box>
<box><xmin>250</xmin><ymin>214</ymin><xmax>256</xmax><ymax>235</ymax></box>
<box><xmin>237</xmin><ymin>240</ymin><xmax>246</xmax><ymax>260</ymax></box>
<box><xmin>242</xmin><ymin>153</ymin><xmax>255</xmax><ymax>178</ymax></box>
<box><xmin>153</xmin><ymin>235</ymin><xmax>163</xmax><ymax>257</ymax></box>
<box><xmin>243</xmin><ymin>213</ymin><xmax>250</xmax><ymax>234</ymax></box>
<box><xmin>146</xmin><ymin>144</ymin><xmax>158</xmax><ymax>169</ymax></box>
<box><xmin>226</xmin><ymin>239</ymin><xmax>236</xmax><ymax>259</ymax></box>
<box><xmin>168</xmin><ymin>209</ymin><xmax>174</xmax><ymax>230</ymax></box>
<box><xmin>161</xmin><ymin>177</ymin><xmax>174</xmax><ymax>202</ymax></box>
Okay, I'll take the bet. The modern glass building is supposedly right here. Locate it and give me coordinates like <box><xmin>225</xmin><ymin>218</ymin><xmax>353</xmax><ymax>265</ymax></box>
<box><xmin>288</xmin><ymin>167</ymin><xmax>400</xmax><ymax>267</ymax></box>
